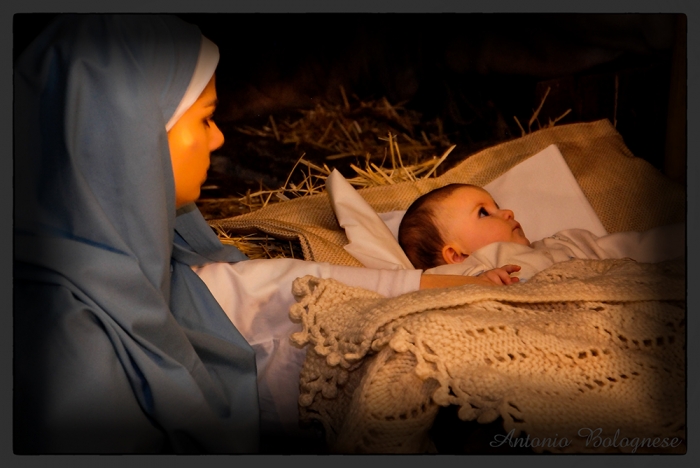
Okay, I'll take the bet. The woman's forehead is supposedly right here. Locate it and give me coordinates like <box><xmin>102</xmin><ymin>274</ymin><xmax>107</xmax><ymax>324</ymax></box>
<box><xmin>196</xmin><ymin>77</ymin><xmax>218</xmax><ymax>106</ymax></box>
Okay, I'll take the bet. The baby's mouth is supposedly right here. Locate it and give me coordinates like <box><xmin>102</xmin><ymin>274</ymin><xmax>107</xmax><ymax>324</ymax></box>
<box><xmin>513</xmin><ymin>222</ymin><xmax>527</xmax><ymax>239</ymax></box>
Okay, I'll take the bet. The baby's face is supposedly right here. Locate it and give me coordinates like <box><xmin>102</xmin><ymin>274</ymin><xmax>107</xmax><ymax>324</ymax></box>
<box><xmin>435</xmin><ymin>186</ymin><xmax>530</xmax><ymax>263</ymax></box>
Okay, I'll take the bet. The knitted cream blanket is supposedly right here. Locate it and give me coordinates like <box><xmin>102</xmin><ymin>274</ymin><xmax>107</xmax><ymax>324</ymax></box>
<box><xmin>289</xmin><ymin>257</ymin><xmax>686</xmax><ymax>454</ymax></box>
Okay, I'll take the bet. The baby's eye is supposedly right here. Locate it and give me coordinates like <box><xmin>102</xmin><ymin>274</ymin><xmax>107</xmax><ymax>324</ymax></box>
<box><xmin>478</xmin><ymin>207</ymin><xmax>489</xmax><ymax>218</ymax></box>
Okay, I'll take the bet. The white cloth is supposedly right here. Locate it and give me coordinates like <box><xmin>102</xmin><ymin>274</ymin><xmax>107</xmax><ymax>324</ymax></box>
<box><xmin>165</xmin><ymin>36</ymin><xmax>219</xmax><ymax>131</ymax></box>
<box><xmin>426</xmin><ymin>223</ymin><xmax>685</xmax><ymax>281</ymax></box>
<box><xmin>327</xmin><ymin>169</ymin><xmax>414</xmax><ymax>269</ymax></box>
<box><xmin>192</xmin><ymin>258</ymin><xmax>422</xmax><ymax>437</ymax></box>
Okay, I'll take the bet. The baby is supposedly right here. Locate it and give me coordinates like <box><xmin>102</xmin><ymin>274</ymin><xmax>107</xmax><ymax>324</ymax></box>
<box><xmin>398</xmin><ymin>183</ymin><xmax>685</xmax><ymax>283</ymax></box>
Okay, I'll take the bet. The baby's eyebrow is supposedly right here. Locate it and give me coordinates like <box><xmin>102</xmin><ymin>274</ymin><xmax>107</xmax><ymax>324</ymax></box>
<box><xmin>204</xmin><ymin>98</ymin><xmax>219</xmax><ymax>109</ymax></box>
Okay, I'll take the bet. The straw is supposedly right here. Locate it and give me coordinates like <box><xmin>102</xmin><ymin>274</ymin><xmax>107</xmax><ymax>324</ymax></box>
<box><xmin>202</xmin><ymin>89</ymin><xmax>571</xmax><ymax>259</ymax></box>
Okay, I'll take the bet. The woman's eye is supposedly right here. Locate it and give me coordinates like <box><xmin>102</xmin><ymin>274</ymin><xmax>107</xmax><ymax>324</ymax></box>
<box><xmin>479</xmin><ymin>207</ymin><xmax>489</xmax><ymax>218</ymax></box>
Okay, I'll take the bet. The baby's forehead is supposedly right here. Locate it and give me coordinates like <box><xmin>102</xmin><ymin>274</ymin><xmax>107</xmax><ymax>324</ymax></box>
<box><xmin>429</xmin><ymin>185</ymin><xmax>493</xmax><ymax>217</ymax></box>
<box><xmin>445</xmin><ymin>185</ymin><xmax>492</xmax><ymax>203</ymax></box>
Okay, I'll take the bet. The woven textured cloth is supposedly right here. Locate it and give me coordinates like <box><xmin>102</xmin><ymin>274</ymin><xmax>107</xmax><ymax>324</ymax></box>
<box><xmin>212</xmin><ymin>119</ymin><xmax>686</xmax><ymax>266</ymax></box>
<box><xmin>289</xmin><ymin>257</ymin><xmax>686</xmax><ymax>454</ymax></box>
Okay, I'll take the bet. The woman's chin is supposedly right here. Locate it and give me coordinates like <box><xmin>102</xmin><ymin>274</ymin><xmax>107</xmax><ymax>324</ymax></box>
<box><xmin>175</xmin><ymin>190</ymin><xmax>201</xmax><ymax>209</ymax></box>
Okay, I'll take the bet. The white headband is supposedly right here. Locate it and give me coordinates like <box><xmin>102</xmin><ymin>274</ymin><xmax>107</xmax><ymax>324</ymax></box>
<box><xmin>166</xmin><ymin>35</ymin><xmax>219</xmax><ymax>131</ymax></box>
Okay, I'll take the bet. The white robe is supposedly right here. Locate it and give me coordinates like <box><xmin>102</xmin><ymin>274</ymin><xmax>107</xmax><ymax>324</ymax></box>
<box><xmin>193</xmin><ymin>259</ymin><xmax>422</xmax><ymax>438</ymax></box>
<box><xmin>426</xmin><ymin>223</ymin><xmax>686</xmax><ymax>281</ymax></box>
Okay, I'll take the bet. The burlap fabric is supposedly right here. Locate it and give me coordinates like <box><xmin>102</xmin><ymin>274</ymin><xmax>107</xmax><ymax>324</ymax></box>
<box><xmin>290</xmin><ymin>257</ymin><xmax>686</xmax><ymax>454</ymax></box>
<box><xmin>212</xmin><ymin>119</ymin><xmax>685</xmax><ymax>266</ymax></box>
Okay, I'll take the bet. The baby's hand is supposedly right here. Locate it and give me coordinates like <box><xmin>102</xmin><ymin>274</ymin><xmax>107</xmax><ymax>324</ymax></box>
<box><xmin>479</xmin><ymin>264</ymin><xmax>521</xmax><ymax>286</ymax></box>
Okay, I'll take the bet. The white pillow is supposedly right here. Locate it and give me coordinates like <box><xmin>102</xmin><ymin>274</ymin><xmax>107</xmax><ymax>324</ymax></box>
<box><xmin>327</xmin><ymin>144</ymin><xmax>607</xmax><ymax>270</ymax></box>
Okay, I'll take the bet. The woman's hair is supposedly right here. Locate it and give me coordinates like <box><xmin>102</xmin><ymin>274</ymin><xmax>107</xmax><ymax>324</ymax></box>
<box><xmin>398</xmin><ymin>183</ymin><xmax>475</xmax><ymax>270</ymax></box>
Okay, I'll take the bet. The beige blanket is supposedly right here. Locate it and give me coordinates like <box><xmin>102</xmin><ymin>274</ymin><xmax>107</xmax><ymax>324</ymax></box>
<box><xmin>290</xmin><ymin>257</ymin><xmax>686</xmax><ymax>454</ymax></box>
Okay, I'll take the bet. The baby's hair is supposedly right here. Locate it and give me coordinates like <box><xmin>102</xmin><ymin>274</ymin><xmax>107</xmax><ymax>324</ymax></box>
<box><xmin>398</xmin><ymin>183</ymin><xmax>476</xmax><ymax>270</ymax></box>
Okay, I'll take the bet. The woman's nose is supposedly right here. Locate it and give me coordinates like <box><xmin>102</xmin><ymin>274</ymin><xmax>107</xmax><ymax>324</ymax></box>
<box><xmin>209</xmin><ymin>121</ymin><xmax>225</xmax><ymax>151</ymax></box>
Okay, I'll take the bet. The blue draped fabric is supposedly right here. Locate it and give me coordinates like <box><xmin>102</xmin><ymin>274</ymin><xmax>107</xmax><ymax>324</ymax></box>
<box><xmin>13</xmin><ymin>14</ymin><xmax>258</xmax><ymax>453</ymax></box>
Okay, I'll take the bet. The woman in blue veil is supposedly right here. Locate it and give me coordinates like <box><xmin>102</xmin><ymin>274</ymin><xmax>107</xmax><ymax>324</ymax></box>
<box><xmin>14</xmin><ymin>14</ymin><xmax>259</xmax><ymax>453</ymax></box>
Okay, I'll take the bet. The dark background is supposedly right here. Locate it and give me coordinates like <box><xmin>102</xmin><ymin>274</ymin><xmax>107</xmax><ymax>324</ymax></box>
<box><xmin>182</xmin><ymin>13</ymin><xmax>686</xmax><ymax>195</ymax></box>
<box><xmin>14</xmin><ymin>13</ymin><xmax>687</xmax><ymax>197</ymax></box>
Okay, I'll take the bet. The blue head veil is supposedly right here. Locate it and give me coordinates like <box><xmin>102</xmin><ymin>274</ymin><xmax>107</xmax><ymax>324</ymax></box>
<box><xmin>14</xmin><ymin>14</ymin><xmax>258</xmax><ymax>453</ymax></box>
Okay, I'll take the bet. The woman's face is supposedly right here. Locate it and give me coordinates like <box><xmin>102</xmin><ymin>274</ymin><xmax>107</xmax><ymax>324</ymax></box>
<box><xmin>167</xmin><ymin>75</ymin><xmax>224</xmax><ymax>208</ymax></box>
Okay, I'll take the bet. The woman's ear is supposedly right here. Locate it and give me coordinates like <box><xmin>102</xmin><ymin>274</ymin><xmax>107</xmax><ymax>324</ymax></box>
<box><xmin>442</xmin><ymin>245</ymin><xmax>468</xmax><ymax>264</ymax></box>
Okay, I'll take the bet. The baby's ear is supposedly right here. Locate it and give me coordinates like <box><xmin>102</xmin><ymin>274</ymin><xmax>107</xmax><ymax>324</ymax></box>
<box><xmin>442</xmin><ymin>245</ymin><xmax>468</xmax><ymax>264</ymax></box>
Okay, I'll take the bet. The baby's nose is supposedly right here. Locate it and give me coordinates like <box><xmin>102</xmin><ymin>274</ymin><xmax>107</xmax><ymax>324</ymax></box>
<box><xmin>500</xmin><ymin>209</ymin><xmax>514</xmax><ymax>219</ymax></box>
